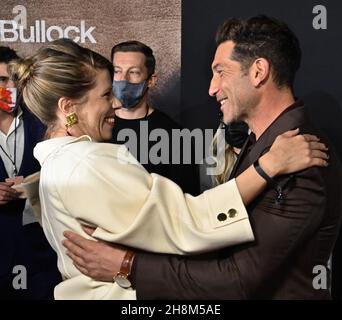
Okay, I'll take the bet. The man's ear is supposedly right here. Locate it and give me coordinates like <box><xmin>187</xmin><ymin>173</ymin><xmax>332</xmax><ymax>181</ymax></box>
<box><xmin>250</xmin><ymin>58</ymin><xmax>270</xmax><ymax>87</ymax></box>
<box><xmin>147</xmin><ymin>74</ymin><xmax>157</xmax><ymax>88</ymax></box>
<box><xmin>57</xmin><ymin>97</ymin><xmax>76</xmax><ymax>116</ymax></box>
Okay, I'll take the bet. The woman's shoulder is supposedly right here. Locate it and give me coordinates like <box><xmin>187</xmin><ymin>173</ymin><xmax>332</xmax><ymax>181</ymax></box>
<box><xmin>35</xmin><ymin>135</ymin><xmax>140</xmax><ymax>171</ymax></box>
<box><xmin>34</xmin><ymin>136</ymin><xmax>92</xmax><ymax>164</ymax></box>
<box><xmin>53</xmin><ymin>136</ymin><xmax>138</xmax><ymax>164</ymax></box>
<box><xmin>68</xmin><ymin>138</ymin><xmax>134</xmax><ymax>160</ymax></box>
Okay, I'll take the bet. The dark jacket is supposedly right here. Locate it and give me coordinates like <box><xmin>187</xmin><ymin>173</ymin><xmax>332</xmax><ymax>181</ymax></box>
<box><xmin>0</xmin><ymin>107</ymin><xmax>60</xmax><ymax>299</ymax></box>
<box><xmin>132</xmin><ymin>101</ymin><xmax>342</xmax><ymax>299</ymax></box>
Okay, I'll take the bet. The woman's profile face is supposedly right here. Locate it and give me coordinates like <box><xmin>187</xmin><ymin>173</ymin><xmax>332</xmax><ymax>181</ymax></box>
<box><xmin>75</xmin><ymin>68</ymin><xmax>115</xmax><ymax>142</ymax></box>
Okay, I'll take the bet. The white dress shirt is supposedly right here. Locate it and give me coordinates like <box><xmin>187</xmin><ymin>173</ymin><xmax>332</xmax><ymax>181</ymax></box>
<box><xmin>0</xmin><ymin>108</ymin><xmax>24</xmax><ymax>177</ymax></box>
<box><xmin>0</xmin><ymin>107</ymin><xmax>37</xmax><ymax>225</ymax></box>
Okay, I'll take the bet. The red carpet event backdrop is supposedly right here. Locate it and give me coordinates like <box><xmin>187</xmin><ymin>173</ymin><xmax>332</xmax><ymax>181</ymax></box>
<box><xmin>0</xmin><ymin>0</ymin><xmax>181</xmax><ymax>119</ymax></box>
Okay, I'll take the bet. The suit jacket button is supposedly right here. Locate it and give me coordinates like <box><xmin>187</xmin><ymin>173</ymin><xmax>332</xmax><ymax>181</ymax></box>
<box><xmin>228</xmin><ymin>208</ymin><xmax>238</xmax><ymax>218</ymax></box>
<box><xmin>217</xmin><ymin>213</ymin><xmax>227</xmax><ymax>221</ymax></box>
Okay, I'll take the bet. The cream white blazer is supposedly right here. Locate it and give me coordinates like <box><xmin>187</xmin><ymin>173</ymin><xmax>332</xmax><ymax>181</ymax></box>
<box><xmin>34</xmin><ymin>135</ymin><xmax>254</xmax><ymax>300</ymax></box>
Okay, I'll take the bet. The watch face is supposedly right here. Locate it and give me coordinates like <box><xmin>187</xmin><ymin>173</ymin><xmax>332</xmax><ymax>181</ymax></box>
<box><xmin>115</xmin><ymin>274</ymin><xmax>131</xmax><ymax>289</ymax></box>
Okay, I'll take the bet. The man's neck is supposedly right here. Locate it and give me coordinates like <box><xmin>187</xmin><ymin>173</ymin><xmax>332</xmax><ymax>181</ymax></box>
<box><xmin>247</xmin><ymin>88</ymin><xmax>295</xmax><ymax>140</ymax></box>
<box><xmin>0</xmin><ymin>110</ymin><xmax>15</xmax><ymax>135</ymax></box>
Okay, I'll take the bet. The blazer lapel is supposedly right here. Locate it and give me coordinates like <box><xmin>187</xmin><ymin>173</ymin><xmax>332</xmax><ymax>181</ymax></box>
<box><xmin>0</xmin><ymin>156</ymin><xmax>9</xmax><ymax>180</ymax></box>
<box><xmin>18</xmin><ymin>110</ymin><xmax>30</xmax><ymax>176</ymax></box>
<box><xmin>17</xmin><ymin>108</ymin><xmax>43</xmax><ymax>177</ymax></box>
<box><xmin>229</xmin><ymin>135</ymin><xmax>252</xmax><ymax>179</ymax></box>
<box><xmin>231</xmin><ymin>101</ymin><xmax>307</xmax><ymax>178</ymax></box>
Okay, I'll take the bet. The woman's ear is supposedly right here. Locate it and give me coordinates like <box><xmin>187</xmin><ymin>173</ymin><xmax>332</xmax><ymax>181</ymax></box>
<box><xmin>57</xmin><ymin>97</ymin><xmax>76</xmax><ymax>116</ymax></box>
<box><xmin>147</xmin><ymin>73</ymin><xmax>157</xmax><ymax>88</ymax></box>
<box><xmin>250</xmin><ymin>58</ymin><xmax>270</xmax><ymax>87</ymax></box>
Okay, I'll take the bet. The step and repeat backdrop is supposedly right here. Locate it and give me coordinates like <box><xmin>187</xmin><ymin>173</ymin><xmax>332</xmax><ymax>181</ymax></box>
<box><xmin>0</xmin><ymin>0</ymin><xmax>181</xmax><ymax>120</ymax></box>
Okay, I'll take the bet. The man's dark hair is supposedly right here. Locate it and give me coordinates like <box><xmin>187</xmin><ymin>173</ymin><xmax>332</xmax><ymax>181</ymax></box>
<box><xmin>215</xmin><ymin>15</ymin><xmax>301</xmax><ymax>88</ymax></box>
<box><xmin>111</xmin><ymin>40</ymin><xmax>156</xmax><ymax>77</ymax></box>
<box><xmin>0</xmin><ymin>46</ymin><xmax>20</xmax><ymax>63</ymax></box>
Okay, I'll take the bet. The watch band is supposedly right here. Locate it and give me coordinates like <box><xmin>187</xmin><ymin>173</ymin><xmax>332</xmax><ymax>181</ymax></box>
<box><xmin>120</xmin><ymin>250</ymin><xmax>135</xmax><ymax>277</ymax></box>
<box><xmin>253</xmin><ymin>159</ymin><xmax>276</xmax><ymax>187</ymax></box>
<box><xmin>113</xmin><ymin>250</ymin><xmax>135</xmax><ymax>289</ymax></box>
<box><xmin>253</xmin><ymin>159</ymin><xmax>287</xmax><ymax>204</ymax></box>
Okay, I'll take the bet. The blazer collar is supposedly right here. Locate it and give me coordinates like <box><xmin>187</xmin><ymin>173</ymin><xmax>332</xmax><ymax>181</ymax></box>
<box><xmin>34</xmin><ymin>135</ymin><xmax>92</xmax><ymax>166</ymax></box>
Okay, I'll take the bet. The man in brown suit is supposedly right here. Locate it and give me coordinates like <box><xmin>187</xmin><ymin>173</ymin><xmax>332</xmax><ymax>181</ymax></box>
<box><xmin>63</xmin><ymin>15</ymin><xmax>342</xmax><ymax>299</ymax></box>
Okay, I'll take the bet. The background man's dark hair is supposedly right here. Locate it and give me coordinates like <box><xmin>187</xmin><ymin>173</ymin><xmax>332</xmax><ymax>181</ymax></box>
<box><xmin>215</xmin><ymin>15</ymin><xmax>301</xmax><ymax>88</ymax></box>
<box><xmin>111</xmin><ymin>40</ymin><xmax>156</xmax><ymax>77</ymax></box>
<box><xmin>0</xmin><ymin>46</ymin><xmax>20</xmax><ymax>63</ymax></box>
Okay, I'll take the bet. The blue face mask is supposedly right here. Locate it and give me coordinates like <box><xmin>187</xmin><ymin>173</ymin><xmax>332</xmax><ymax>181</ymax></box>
<box><xmin>112</xmin><ymin>80</ymin><xmax>147</xmax><ymax>109</ymax></box>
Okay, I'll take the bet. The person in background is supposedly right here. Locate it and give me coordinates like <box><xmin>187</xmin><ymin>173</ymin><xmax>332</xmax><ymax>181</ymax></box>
<box><xmin>111</xmin><ymin>41</ymin><xmax>199</xmax><ymax>195</ymax></box>
<box><xmin>0</xmin><ymin>46</ymin><xmax>61</xmax><ymax>300</ymax></box>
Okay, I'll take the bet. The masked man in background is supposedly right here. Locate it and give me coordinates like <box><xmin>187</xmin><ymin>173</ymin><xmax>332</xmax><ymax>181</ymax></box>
<box><xmin>111</xmin><ymin>41</ymin><xmax>199</xmax><ymax>195</ymax></box>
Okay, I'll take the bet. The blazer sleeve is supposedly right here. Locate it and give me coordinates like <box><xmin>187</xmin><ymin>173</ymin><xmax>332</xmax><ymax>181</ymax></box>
<box><xmin>132</xmin><ymin>166</ymin><xmax>329</xmax><ymax>299</ymax></box>
<box><xmin>61</xmin><ymin>144</ymin><xmax>254</xmax><ymax>255</ymax></box>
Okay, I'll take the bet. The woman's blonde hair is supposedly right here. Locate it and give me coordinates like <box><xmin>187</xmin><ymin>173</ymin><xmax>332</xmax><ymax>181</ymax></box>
<box><xmin>9</xmin><ymin>38</ymin><xmax>113</xmax><ymax>127</ymax></box>
<box><xmin>210</xmin><ymin>123</ymin><xmax>237</xmax><ymax>186</ymax></box>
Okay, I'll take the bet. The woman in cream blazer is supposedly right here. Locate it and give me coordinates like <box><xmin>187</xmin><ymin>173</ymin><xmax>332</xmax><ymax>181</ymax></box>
<box><xmin>10</xmin><ymin>39</ymin><xmax>327</xmax><ymax>299</ymax></box>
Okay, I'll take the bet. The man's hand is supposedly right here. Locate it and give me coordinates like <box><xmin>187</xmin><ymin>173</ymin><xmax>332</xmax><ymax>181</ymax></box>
<box><xmin>0</xmin><ymin>181</ymin><xmax>19</xmax><ymax>205</ymax></box>
<box><xmin>62</xmin><ymin>226</ymin><xmax>126</xmax><ymax>282</ymax></box>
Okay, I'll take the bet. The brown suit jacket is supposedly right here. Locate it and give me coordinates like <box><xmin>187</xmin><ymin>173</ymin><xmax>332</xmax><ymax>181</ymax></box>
<box><xmin>132</xmin><ymin>101</ymin><xmax>342</xmax><ymax>299</ymax></box>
